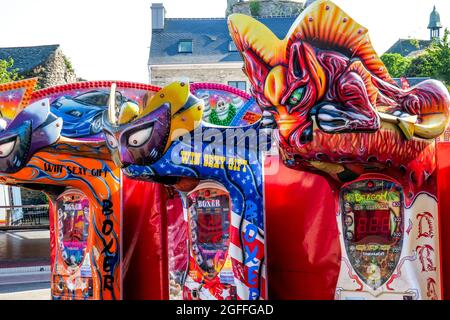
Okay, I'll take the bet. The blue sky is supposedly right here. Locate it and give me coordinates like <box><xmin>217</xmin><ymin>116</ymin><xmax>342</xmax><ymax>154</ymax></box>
<box><xmin>0</xmin><ymin>0</ymin><xmax>448</xmax><ymax>83</ymax></box>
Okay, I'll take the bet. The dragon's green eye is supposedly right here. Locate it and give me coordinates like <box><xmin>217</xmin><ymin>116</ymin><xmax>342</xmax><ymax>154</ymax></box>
<box><xmin>287</xmin><ymin>87</ymin><xmax>305</xmax><ymax>106</ymax></box>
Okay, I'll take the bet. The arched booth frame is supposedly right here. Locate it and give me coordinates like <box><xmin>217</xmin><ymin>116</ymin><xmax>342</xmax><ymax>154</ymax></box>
<box><xmin>1</xmin><ymin>79</ymin><xmax>271</xmax><ymax>300</ymax></box>
<box><xmin>0</xmin><ymin>79</ymin><xmax>175</xmax><ymax>300</ymax></box>
<box><xmin>102</xmin><ymin>81</ymin><xmax>270</xmax><ymax>300</ymax></box>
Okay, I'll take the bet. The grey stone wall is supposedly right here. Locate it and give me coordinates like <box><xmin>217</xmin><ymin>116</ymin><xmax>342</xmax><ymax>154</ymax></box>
<box><xmin>227</xmin><ymin>0</ymin><xmax>241</xmax><ymax>16</ymax></box>
<box><xmin>150</xmin><ymin>65</ymin><xmax>250</xmax><ymax>90</ymax></box>
<box><xmin>25</xmin><ymin>48</ymin><xmax>77</xmax><ymax>89</ymax></box>
<box><xmin>231</xmin><ymin>0</ymin><xmax>304</xmax><ymax>17</ymax></box>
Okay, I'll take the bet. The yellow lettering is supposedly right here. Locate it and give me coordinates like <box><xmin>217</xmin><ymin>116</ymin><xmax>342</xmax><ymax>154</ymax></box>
<box><xmin>181</xmin><ymin>151</ymin><xmax>190</xmax><ymax>165</ymax></box>
<box><xmin>194</xmin><ymin>153</ymin><xmax>201</xmax><ymax>165</ymax></box>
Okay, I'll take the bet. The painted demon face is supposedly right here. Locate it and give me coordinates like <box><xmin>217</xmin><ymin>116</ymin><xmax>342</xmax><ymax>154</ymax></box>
<box><xmin>103</xmin><ymin>81</ymin><xmax>204</xmax><ymax>168</ymax></box>
<box><xmin>0</xmin><ymin>121</ymin><xmax>32</xmax><ymax>172</ymax></box>
<box><xmin>227</xmin><ymin>2</ymin><xmax>394</xmax><ymax>148</ymax></box>
<box><xmin>228</xmin><ymin>2</ymin><xmax>450</xmax><ymax>151</ymax></box>
<box><xmin>229</xmin><ymin>15</ymin><xmax>328</xmax><ymax>147</ymax></box>
<box><xmin>0</xmin><ymin>99</ymin><xmax>63</xmax><ymax>174</ymax></box>
<box><xmin>228</xmin><ymin>1</ymin><xmax>450</xmax><ymax>193</ymax></box>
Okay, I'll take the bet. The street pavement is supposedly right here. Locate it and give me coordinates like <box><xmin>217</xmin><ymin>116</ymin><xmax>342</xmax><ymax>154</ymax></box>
<box><xmin>0</xmin><ymin>282</ymin><xmax>50</xmax><ymax>300</ymax></box>
<box><xmin>0</xmin><ymin>229</ymin><xmax>50</xmax><ymax>267</ymax></box>
<box><xmin>0</xmin><ymin>229</ymin><xmax>51</xmax><ymax>300</ymax></box>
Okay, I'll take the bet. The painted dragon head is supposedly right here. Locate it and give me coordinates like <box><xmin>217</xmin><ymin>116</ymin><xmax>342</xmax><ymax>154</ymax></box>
<box><xmin>0</xmin><ymin>79</ymin><xmax>63</xmax><ymax>174</ymax></box>
<box><xmin>102</xmin><ymin>81</ymin><xmax>204</xmax><ymax>168</ymax></box>
<box><xmin>228</xmin><ymin>0</ymin><xmax>450</xmax><ymax>184</ymax></box>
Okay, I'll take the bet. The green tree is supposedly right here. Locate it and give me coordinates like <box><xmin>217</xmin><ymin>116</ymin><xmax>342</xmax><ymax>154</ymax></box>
<box><xmin>249</xmin><ymin>0</ymin><xmax>261</xmax><ymax>17</ymax></box>
<box><xmin>410</xmin><ymin>39</ymin><xmax>420</xmax><ymax>49</ymax></box>
<box><xmin>427</xmin><ymin>28</ymin><xmax>450</xmax><ymax>85</ymax></box>
<box><xmin>404</xmin><ymin>29</ymin><xmax>450</xmax><ymax>89</ymax></box>
<box><xmin>405</xmin><ymin>54</ymin><xmax>439</xmax><ymax>78</ymax></box>
<box><xmin>381</xmin><ymin>53</ymin><xmax>411</xmax><ymax>78</ymax></box>
<box><xmin>0</xmin><ymin>58</ymin><xmax>21</xmax><ymax>84</ymax></box>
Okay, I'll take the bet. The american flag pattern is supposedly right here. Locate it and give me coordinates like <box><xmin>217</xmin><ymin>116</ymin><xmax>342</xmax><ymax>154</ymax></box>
<box><xmin>125</xmin><ymin>119</ymin><xmax>268</xmax><ymax>300</ymax></box>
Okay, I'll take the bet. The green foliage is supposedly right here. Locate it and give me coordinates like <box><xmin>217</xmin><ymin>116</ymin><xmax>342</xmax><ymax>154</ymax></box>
<box><xmin>405</xmin><ymin>29</ymin><xmax>450</xmax><ymax>85</ymax></box>
<box><xmin>63</xmin><ymin>55</ymin><xmax>74</xmax><ymax>73</ymax></box>
<box><xmin>382</xmin><ymin>29</ymin><xmax>450</xmax><ymax>87</ymax></box>
<box><xmin>409</xmin><ymin>38</ymin><xmax>420</xmax><ymax>49</ymax></box>
<box><xmin>405</xmin><ymin>54</ymin><xmax>438</xmax><ymax>78</ymax></box>
<box><xmin>381</xmin><ymin>53</ymin><xmax>411</xmax><ymax>78</ymax></box>
<box><xmin>426</xmin><ymin>29</ymin><xmax>450</xmax><ymax>85</ymax></box>
<box><xmin>249</xmin><ymin>0</ymin><xmax>261</xmax><ymax>17</ymax></box>
<box><xmin>0</xmin><ymin>58</ymin><xmax>21</xmax><ymax>84</ymax></box>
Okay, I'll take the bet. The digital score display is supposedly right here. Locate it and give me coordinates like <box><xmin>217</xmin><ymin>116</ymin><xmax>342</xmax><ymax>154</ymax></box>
<box><xmin>340</xmin><ymin>178</ymin><xmax>404</xmax><ymax>290</ymax></box>
<box><xmin>198</xmin><ymin>212</ymin><xmax>223</xmax><ymax>244</ymax></box>
<box><xmin>354</xmin><ymin>209</ymin><xmax>390</xmax><ymax>242</ymax></box>
<box><xmin>187</xmin><ymin>185</ymin><xmax>232</xmax><ymax>279</ymax></box>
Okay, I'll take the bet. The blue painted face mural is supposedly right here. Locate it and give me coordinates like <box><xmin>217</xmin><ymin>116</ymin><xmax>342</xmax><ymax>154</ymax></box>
<box><xmin>0</xmin><ymin>79</ymin><xmax>62</xmax><ymax>174</ymax></box>
<box><xmin>102</xmin><ymin>81</ymin><xmax>204</xmax><ymax>168</ymax></box>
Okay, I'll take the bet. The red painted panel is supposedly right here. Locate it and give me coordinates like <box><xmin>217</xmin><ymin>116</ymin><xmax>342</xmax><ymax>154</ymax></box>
<box><xmin>121</xmin><ymin>177</ymin><xmax>168</xmax><ymax>300</ymax></box>
<box><xmin>264</xmin><ymin>156</ymin><xmax>341</xmax><ymax>300</ymax></box>
<box><xmin>436</xmin><ymin>143</ymin><xmax>450</xmax><ymax>300</ymax></box>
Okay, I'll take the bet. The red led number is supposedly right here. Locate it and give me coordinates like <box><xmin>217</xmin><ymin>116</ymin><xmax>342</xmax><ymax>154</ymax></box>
<box><xmin>355</xmin><ymin>211</ymin><xmax>391</xmax><ymax>241</ymax></box>
<box><xmin>357</xmin><ymin>217</ymin><xmax>367</xmax><ymax>235</ymax></box>
<box><xmin>369</xmin><ymin>217</ymin><xmax>379</xmax><ymax>233</ymax></box>
<box><xmin>381</xmin><ymin>216</ymin><xmax>390</xmax><ymax>233</ymax></box>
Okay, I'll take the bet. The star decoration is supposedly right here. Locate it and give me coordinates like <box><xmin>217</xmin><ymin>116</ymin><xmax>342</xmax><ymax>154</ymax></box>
<box><xmin>221</xmin><ymin>288</ymin><xmax>230</xmax><ymax>299</ymax></box>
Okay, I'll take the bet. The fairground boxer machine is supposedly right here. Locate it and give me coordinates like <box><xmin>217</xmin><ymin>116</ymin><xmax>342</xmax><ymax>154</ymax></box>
<box><xmin>229</xmin><ymin>0</ymin><xmax>449</xmax><ymax>300</ymax></box>
<box><xmin>182</xmin><ymin>182</ymin><xmax>234</xmax><ymax>300</ymax></box>
<box><xmin>102</xmin><ymin>81</ymin><xmax>269</xmax><ymax>300</ymax></box>
<box><xmin>54</xmin><ymin>190</ymin><xmax>93</xmax><ymax>299</ymax></box>
<box><xmin>0</xmin><ymin>79</ymin><xmax>164</xmax><ymax>300</ymax></box>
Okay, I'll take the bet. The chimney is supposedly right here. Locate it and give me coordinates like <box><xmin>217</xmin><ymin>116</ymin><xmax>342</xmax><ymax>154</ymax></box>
<box><xmin>151</xmin><ymin>3</ymin><xmax>165</xmax><ymax>31</ymax></box>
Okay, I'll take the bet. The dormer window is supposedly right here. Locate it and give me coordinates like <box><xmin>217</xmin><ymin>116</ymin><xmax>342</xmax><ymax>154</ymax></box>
<box><xmin>178</xmin><ymin>40</ymin><xmax>193</xmax><ymax>53</ymax></box>
<box><xmin>228</xmin><ymin>40</ymin><xmax>237</xmax><ymax>52</ymax></box>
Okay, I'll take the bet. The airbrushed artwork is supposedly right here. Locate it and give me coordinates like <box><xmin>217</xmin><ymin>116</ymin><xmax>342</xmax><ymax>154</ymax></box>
<box><xmin>1</xmin><ymin>0</ymin><xmax>450</xmax><ymax>302</ymax></box>
<box><xmin>0</xmin><ymin>79</ymin><xmax>61</xmax><ymax>174</ymax></box>
<box><xmin>102</xmin><ymin>81</ymin><xmax>268</xmax><ymax>300</ymax></box>
<box><xmin>229</xmin><ymin>0</ymin><xmax>450</xmax><ymax>300</ymax></box>
<box><xmin>0</xmin><ymin>80</ymin><xmax>167</xmax><ymax>300</ymax></box>
<box><xmin>193</xmin><ymin>85</ymin><xmax>261</xmax><ymax>126</ymax></box>
<box><xmin>228</xmin><ymin>1</ymin><xmax>449</xmax><ymax>179</ymax></box>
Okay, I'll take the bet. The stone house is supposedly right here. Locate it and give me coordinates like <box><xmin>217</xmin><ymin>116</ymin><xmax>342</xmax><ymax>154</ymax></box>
<box><xmin>0</xmin><ymin>44</ymin><xmax>77</xmax><ymax>89</ymax></box>
<box><xmin>148</xmin><ymin>0</ymin><xmax>303</xmax><ymax>90</ymax></box>
<box><xmin>227</xmin><ymin>0</ymin><xmax>303</xmax><ymax>16</ymax></box>
<box><xmin>0</xmin><ymin>44</ymin><xmax>78</xmax><ymax>209</ymax></box>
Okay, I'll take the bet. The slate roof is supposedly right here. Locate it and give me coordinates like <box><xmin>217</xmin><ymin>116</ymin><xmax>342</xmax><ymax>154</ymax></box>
<box><xmin>0</xmin><ymin>44</ymin><xmax>59</xmax><ymax>73</ymax></box>
<box><xmin>384</xmin><ymin>39</ymin><xmax>431</xmax><ymax>57</ymax></box>
<box><xmin>149</xmin><ymin>17</ymin><xmax>297</xmax><ymax>65</ymax></box>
